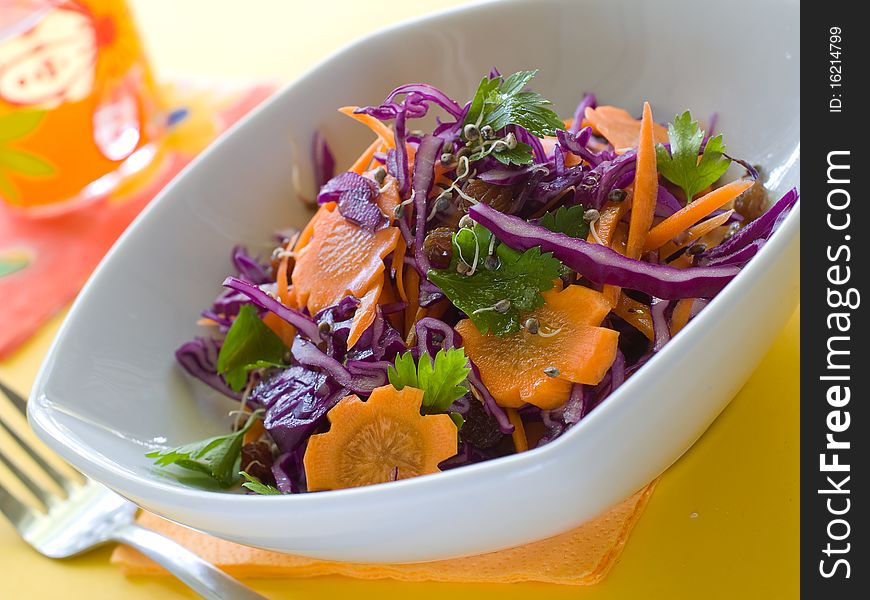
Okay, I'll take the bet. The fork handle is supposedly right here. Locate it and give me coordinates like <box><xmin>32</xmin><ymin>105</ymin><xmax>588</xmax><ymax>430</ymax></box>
<box><xmin>112</xmin><ymin>523</ymin><xmax>267</xmax><ymax>600</ymax></box>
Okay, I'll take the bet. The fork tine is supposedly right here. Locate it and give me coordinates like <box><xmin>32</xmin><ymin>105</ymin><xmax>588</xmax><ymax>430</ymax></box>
<box><xmin>0</xmin><ymin>381</ymin><xmax>27</xmax><ymax>414</ymax></box>
<box><xmin>0</xmin><ymin>385</ymin><xmax>76</xmax><ymax>494</ymax></box>
<box><xmin>0</xmin><ymin>451</ymin><xmax>53</xmax><ymax>510</ymax></box>
<box><xmin>0</xmin><ymin>479</ymin><xmax>35</xmax><ymax>529</ymax></box>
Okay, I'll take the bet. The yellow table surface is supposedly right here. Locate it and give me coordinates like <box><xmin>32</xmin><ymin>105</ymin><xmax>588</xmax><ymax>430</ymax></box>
<box><xmin>1</xmin><ymin>1</ymin><xmax>799</xmax><ymax>597</ymax></box>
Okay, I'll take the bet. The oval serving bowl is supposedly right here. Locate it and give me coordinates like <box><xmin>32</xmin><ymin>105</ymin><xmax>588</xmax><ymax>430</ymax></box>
<box><xmin>28</xmin><ymin>0</ymin><xmax>799</xmax><ymax>562</ymax></box>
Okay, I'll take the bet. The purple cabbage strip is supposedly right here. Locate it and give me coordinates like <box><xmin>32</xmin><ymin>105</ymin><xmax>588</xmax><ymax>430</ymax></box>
<box><xmin>556</xmin><ymin>127</ymin><xmax>603</xmax><ymax>167</ymax></box>
<box><xmin>291</xmin><ymin>337</ymin><xmax>364</xmax><ymax>392</ymax></box>
<box><xmin>469</xmin><ymin>203</ymin><xmax>742</xmax><ymax>299</ymax></box>
<box><xmin>385</xmin><ymin>83</ymin><xmax>465</xmax><ymax>119</ymax></box>
<box><xmin>231</xmin><ymin>246</ymin><xmax>271</xmax><ymax>285</ymax></box>
<box><xmin>222</xmin><ymin>277</ymin><xmax>321</xmax><ymax>341</ymax></box>
<box><xmin>346</xmin><ymin>360</ymin><xmax>392</xmax><ymax>392</ymax></box>
<box><xmin>415</xmin><ymin>316</ymin><xmax>461</xmax><ymax>357</ymax></box>
<box><xmin>175</xmin><ymin>337</ymin><xmax>240</xmax><ymax>400</ymax></box>
<box><xmin>393</xmin><ymin>108</ymin><xmax>410</xmax><ymax>197</ymax></box>
<box><xmin>655</xmin><ymin>185</ymin><xmax>682</xmax><ymax>217</ymax></box>
<box><xmin>311</xmin><ymin>130</ymin><xmax>335</xmax><ymax>193</ymax></box>
<box><xmin>570</xmin><ymin>93</ymin><xmax>597</xmax><ymax>134</ymax></box>
<box><xmin>698</xmin><ymin>188</ymin><xmax>799</xmax><ymax>263</ymax></box>
<box><xmin>701</xmin><ymin>238</ymin><xmax>766</xmax><ymax>267</ymax></box>
<box><xmin>252</xmin><ymin>364</ymin><xmax>346</xmax><ymax>453</ymax></box>
<box><xmin>467</xmin><ymin>362</ymin><xmax>514</xmax><ymax>434</ymax></box>
<box><xmin>610</xmin><ymin>350</ymin><xmax>626</xmax><ymax>392</ymax></box>
<box><xmin>418</xmin><ymin>279</ymin><xmax>445</xmax><ymax>307</ymax></box>
<box><xmin>412</xmin><ymin>134</ymin><xmax>444</xmax><ymax>276</ymax></box>
<box><xmin>317</xmin><ymin>171</ymin><xmax>384</xmax><ymax>231</ymax></box>
<box><xmin>650</xmin><ymin>298</ymin><xmax>671</xmax><ymax>352</ymax></box>
<box><xmin>513</xmin><ymin>125</ymin><xmax>548</xmax><ymax>164</ymax></box>
<box><xmin>271</xmin><ymin>444</ymin><xmax>307</xmax><ymax>493</ymax></box>
<box><xmin>478</xmin><ymin>163</ymin><xmax>548</xmax><ymax>186</ymax></box>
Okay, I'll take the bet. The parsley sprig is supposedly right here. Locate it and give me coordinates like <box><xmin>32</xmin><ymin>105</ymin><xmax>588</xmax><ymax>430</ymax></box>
<box><xmin>146</xmin><ymin>411</ymin><xmax>263</xmax><ymax>488</ymax></box>
<box><xmin>427</xmin><ymin>224</ymin><xmax>562</xmax><ymax>336</ymax></box>
<box><xmin>388</xmin><ymin>348</ymin><xmax>471</xmax><ymax>414</ymax></box>
<box><xmin>655</xmin><ymin>111</ymin><xmax>732</xmax><ymax>202</ymax></box>
<box><xmin>462</xmin><ymin>70</ymin><xmax>565</xmax><ymax>166</ymax></box>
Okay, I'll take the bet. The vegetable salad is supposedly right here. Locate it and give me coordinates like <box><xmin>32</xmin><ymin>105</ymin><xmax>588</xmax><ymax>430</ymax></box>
<box><xmin>149</xmin><ymin>70</ymin><xmax>799</xmax><ymax>494</ymax></box>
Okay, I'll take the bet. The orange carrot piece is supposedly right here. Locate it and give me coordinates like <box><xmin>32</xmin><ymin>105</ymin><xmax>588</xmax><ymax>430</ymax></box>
<box><xmin>506</xmin><ymin>408</ymin><xmax>529</xmax><ymax>452</ymax></box>
<box><xmin>613</xmin><ymin>293</ymin><xmax>654</xmax><ymax>341</ymax></box>
<box><xmin>658</xmin><ymin>210</ymin><xmax>734</xmax><ymax>258</ymax></box>
<box><xmin>584</xmin><ymin>105</ymin><xmax>669</xmax><ymax>153</ymax></box>
<box><xmin>196</xmin><ymin>317</ymin><xmax>219</xmax><ymax>327</ymax></box>
<box><xmin>393</xmin><ymin>235</ymin><xmax>408</xmax><ymax>303</ymax></box>
<box><xmin>644</xmin><ymin>180</ymin><xmax>752</xmax><ymax>251</ymax></box>
<box><xmin>625</xmin><ymin>102</ymin><xmax>658</xmax><ymax>260</ymax></box>
<box><xmin>456</xmin><ymin>286</ymin><xmax>619</xmax><ymax>410</ymax></box>
<box><xmin>670</xmin><ymin>299</ymin><xmax>695</xmax><ymax>336</ymax></box>
<box><xmin>376</xmin><ymin>175</ymin><xmax>401</xmax><ymax>222</ymax></box>
<box><xmin>588</xmin><ymin>200</ymin><xmax>629</xmax><ymax>307</ymax></box>
<box><xmin>349</xmin><ymin>139</ymin><xmax>382</xmax><ymax>175</ymax></box>
<box><xmin>338</xmin><ymin>106</ymin><xmax>395</xmax><ymax>148</ymax></box>
<box><xmin>292</xmin><ymin>203</ymin><xmax>399</xmax><ymax>348</ymax></box>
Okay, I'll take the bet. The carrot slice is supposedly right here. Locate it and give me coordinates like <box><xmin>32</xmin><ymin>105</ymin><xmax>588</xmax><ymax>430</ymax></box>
<box><xmin>625</xmin><ymin>102</ymin><xmax>658</xmax><ymax>260</ymax></box>
<box><xmin>670</xmin><ymin>298</ymin><xmax>695</xmax><ymax>336</ymax></box>
<box><xmin>613</xmin><ymin>293</ymin><xmax>654</xmax><ymax>341</ymax></box>
<box><xmin>292</xmin><ymin>203</ymin><xmax>399</xmax><ymax>348</ymax></box>
<box><xmin>338</xmin><ymin>106</ymin><xmax>395</xmax><ymax>148</ymax></box>
<box><xmin>658</xmin><ymin>210</ymin><xmax>734</xmax><ymax>258</ymax></box>
<box><xmin>456</xmin><ymin>285</ymin><xmax>619</xmax><ymax>410</ymax></box>
<box><xmin>584</xmin><ymin>105</ymin><xmax>669</xmax><ymax>153</ymax></box>
<box><xmin>644</xmin><ymin>180</ymin><xmax>753</xmax><ymax>251</ymax></box>
<box><xmin>506</xmin><ymin>409</ymin><xmax>529</xmax><ymax>452</ymax></box>
<box><xmin>304</xmin><ymin>385</ymin><xmax>458</xmax><ymax>491</ymax></box>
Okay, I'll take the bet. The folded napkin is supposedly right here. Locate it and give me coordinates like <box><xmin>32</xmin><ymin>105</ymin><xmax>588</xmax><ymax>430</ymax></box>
<box><xmin>111</xmin><ymin>481</ymin><xmax>655</xmax><ymax>585</ymax></box>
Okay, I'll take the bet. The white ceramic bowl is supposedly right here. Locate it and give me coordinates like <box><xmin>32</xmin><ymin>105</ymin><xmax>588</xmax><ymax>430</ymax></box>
<box><xmin>28</xmin><ymin>0</ymin><xmax>799</xmax><ymax>562</ymax></box>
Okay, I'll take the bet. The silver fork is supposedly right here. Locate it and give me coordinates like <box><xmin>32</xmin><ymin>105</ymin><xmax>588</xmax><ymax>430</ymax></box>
<box><xmin>0</xmin><ymin>381</ymin><xmax>267</xmax><ymax>600</ymax></box>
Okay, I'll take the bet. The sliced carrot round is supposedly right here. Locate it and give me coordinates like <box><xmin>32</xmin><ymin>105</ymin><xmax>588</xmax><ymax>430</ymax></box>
<box><xmin>304</xmin><ymin>385</ymin><xmax>458</xmax><ymax>491</ymax></box>
<box><xmin>456</xmin><ymin>285</ymin><xmax>619</xmax><ymax>410</ymax></box>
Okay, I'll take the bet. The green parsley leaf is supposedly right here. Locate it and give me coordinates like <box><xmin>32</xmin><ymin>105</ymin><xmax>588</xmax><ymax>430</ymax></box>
<box><xmin>491</xmin><ymin>141</ymin><xmax>534</xmax><ymax>166</ymax></box>
<box><xmin>387</xmin><ymin>348</ymin><xmax>471</xmax><ymax>414</ymax></box>
<box><xmin>465</xmin><ymin>70</ymin><xmax>565</xmax><ymax>139</ymax></box>
<box><xmin>240</xmin><ymin>471</ymin><xmax>283</xmax><ymax>495</ymax></box>
<box><xmin>449</xmin><ymin>412</ymin><xmax>465</xmax><ymax>430</ymax></box>
<box><xmin>217</xmin><ymin>304</ymin><xmax>287</xmax><ymax>392</ymax></box>
<box><xmin>146</xmin><ymin>412</ymin><xmax>262</xmax><ymax>488</ymax></box>
<box><xmin>428</xmin><ymin>240</ymin><xmax>561</xmax><ymax>336</ymax></box>
<box><xmin>538</xmin><ymin>205</ymin><xmax>589</xmax><ymax>239</ymax></box>
<box><xmin>655</xmin><ymin>111</ymin><xmax>732</xmax><ymax>202</ymax></box>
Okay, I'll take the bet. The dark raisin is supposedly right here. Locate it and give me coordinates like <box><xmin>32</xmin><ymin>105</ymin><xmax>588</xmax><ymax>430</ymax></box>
<box><xmin>423</xmin><ymin>227</ymin><xmax>454</xmax><ymax>269</ymax></box>
<box><xmin>459</xmin><ymin>179</ymin><xmax>515</xmax><ymax>213</ymax></box>
<box><xmin>460</xmin><ymin>399</ymin><xmax>505</xmax><ymax>449</ymax></box>
<box><xmin>733</xmin><ymin>179</ymin><xmax>767</xmax><ymax>222</ymax></box>
<box><xmin>240</xmin><ymin>441</ymin><xmax>275</xmax><ymax>484</ymax></box>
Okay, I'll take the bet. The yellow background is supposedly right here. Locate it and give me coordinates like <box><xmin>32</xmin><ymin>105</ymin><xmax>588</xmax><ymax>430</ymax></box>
<box><xmin>1</xmin><ymin>1</ymin><xmax>799</xmax><ymax>597</ymax></box>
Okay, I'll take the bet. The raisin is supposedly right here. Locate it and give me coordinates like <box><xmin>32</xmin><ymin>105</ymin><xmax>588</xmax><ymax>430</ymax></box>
<box><xmin>240</xmin><ymin>441</ymin><xmax>275</xmax><ymax>484</ymax></box>
<box><xmin>460</xmin><ymin>399</ymin><xmax>505</xmax><ymax>449</ymax></box>
<box><xmin>733</xmin><ymin>178</ymin><xmax>767</xmax><ymax>222</ymax></box>
<box><xmin>459</xmin><ymin>179</ymin><xmax>515</xmax><ymax>213</ymax></box>
<box><xmin>423</xmin><ymin>227</ymin><xmax>455</xmax><ymax>269</ymax></box>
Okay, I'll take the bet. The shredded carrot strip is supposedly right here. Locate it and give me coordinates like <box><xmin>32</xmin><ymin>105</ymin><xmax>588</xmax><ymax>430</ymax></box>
<box><xmin>338</xmin><ymin>106</ymin><xmax>395</xmax><ymax>148</ymax></box>
<box><xmin>196</xmin><ymin>317</ymin><xmax>219</xmax><ymax>327</ymax></box>
<box><xmin>670</xmin><ymin>299</ymin><xmax>695</xmax><ymax>336</ymax></box>
<box><xmin>613</xmin><ymin>293</ymin><xmax>654</xmax><ymax>341</ymax></box>
<box><xmin>625</xmin><ymin>102</ymin><xmax>658</xmax><ymax>259</ymax></box>
<box><xmin>644</xmin><ymin>180</ymin><xmax>752</xmax><ymax>251</ymax></box>
<box><xmin>393</xmin><ymin>236</ymin><xmax>408</xmax><ymax>303</ymax></box>
<box><xmin>243</xmin><ymin>419</ymin><xmax>266</xmax><ymax>445</ymax></box>
<box><xmin>588</xmin><ymin>200</ymin><xmax>629</xmax><ymax>307</ymax></box>
<box><xmin>506</xmin><ymin>409</ymin><xmax>529</xmax><ymax>452</ymax></box>
<box><xmin>658</xmin><ymin>210</ymin><xmax>734</xmax><ymax>258</ymax></box>
<box><xmin>425</xmin><ymin>299</ymin><xmax>450</xmax><ymax>321</ymax></box>
<box><xmin>349</xmin><ymin>139</ymin><xmax>382</xmax><ymax>175</ymax></box>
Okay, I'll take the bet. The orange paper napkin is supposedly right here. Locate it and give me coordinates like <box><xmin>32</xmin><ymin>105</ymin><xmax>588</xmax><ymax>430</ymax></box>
<box><xmin>112</xmin><ymin>481</ymin><xmax>655</xmax><ymax>586</ymax></box>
